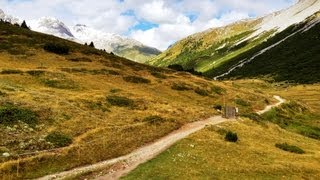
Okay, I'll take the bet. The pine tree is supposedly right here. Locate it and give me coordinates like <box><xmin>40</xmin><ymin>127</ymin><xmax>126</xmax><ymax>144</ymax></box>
<box><xmin>89</xmin><ymin>42</ymin><xmax>95</xmax><ymax>48</ymax></box>
<box><xmin>21</xmin><ymin>20</ymin><xmax>30</xmax><ymax>30</ymax></box>
<box><xmin>84</xmin><ymin>42</ymin><xmax>88</xmax><ymax>46</ymax></box>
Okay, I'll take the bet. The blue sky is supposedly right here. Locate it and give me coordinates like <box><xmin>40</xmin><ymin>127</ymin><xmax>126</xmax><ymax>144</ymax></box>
<box><xmin>0</xmin><ymin>0</ymin><xmax>296</xmax><ymax>50</ymax></box>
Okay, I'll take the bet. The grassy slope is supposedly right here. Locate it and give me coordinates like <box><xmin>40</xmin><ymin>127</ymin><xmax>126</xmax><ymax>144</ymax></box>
<box><xmin>125</xmin><ymin>81</ymin><xmax>320</xmax><ymax>179</ymax></box>
<box><xmin>210</xmin><ymin>13</ymin><xmax>320</xmax><ymax>84</ymax></box>
<box><xmin>147</xmin><ymin>19</ymin><xmax>261</xmax><ymax>70</ymax></box>
<box><xmin>124</xmin><ymin>120</ymin><xmax>320</xmax><ymax>179</ymax></box>
<box><xmin>0</xmin><ymin>22</ymin><xmax>273</xmax><ymax>179</ymax></box>
<box><xmin>116</xmin><ymin>46</ymin><xmax>161</xmax><ymax>63</ymax></box>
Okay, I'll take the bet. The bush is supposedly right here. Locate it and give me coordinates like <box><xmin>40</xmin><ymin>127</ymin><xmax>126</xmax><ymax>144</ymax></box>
<box><xmin>143</xmin><ymin>115</ymin><xmax>166</xmax><ymax>125</ymax></box>
<box><xmin>171</xmin><ymin>83</ymin><xmax>192</xmax><ymax>91</ymax></box>
<box><xmin>1</xmin><ymin>69</ymin><xmax>23</xmax><ymax>74</ymax></box>
<box><xmin>275</xmin><ymin>143</ymin><xmax>305</xmax><ymax>154</ymax></box>
<box><xmin>151</xmin><ymin>72</ymin><xmax>167</xmax><ymax>79</ymax></box>
<box><xmin>123</xmin><ymin>76</ymin><xmax>151</xmax><ymax>84</ymax></box>
<box><xmin>26</xmin><ymin>70</ymin><xmax>45</xmax><ymax>76</ymax></box>
<box><xmin>0</xmin><ymin>104</ymin><xmax>38</xmax><ymax>126</ymax></box>
<box><xmin>44</xmin><ymin>43</ymin><xmax>69</xmax><ymax>55</ymax></box>
<box><xmin>45</xmin><ymin>132</ymin><xmax>72</xmax><ymax>148</ymax></box>
<box><xmin>242</xmin><ymin>113</ymin><xmax>262</xmax><ymax>121</ymax></box>
<box><xmin>225</xmin><ymin>131</ymin><xmax>238</xmax><ymax>142</ymax></box>
<box><xmin>106</xmin><ymin>95</ymin><xmax>134</xmax><ymax>107</ymax></box>
<box><xmin>41</xmin><ymin>79</ymin><xmax>78</xmax><ymax>89</ymax></box>
<box><xmin>67</xmin><ymin>57</ymin><xmax>92</xmax><ymax>62</ymax></box>
<box><xmin>194</xmin><ymin>88</ymin><xmax>209</xmax><ymax>96</ymax></box>
<box><xmin>168</xmin><ymin>64</ymin><xmax>184</xmax><ymax>71</ymax></box>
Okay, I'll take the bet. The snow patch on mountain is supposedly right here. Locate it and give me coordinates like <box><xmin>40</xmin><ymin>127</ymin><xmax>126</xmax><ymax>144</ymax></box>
<box><xmin>71</xmin><ymin>24</ymin><xmax>143</xmax><ymax>52</ymax></box>
<box><xmin>29</xmin><ymin>17</ymin><xmax>75</xmax><ymax>39</ymax></box>
<box><xmin>0</xmin><ymin>8</ymin><xmax>20</xmax><ymax>24</ymax></box>
<box><xmin>250</xmin><ymin>0</ymin><xmax>320</xmax><ymax>38</ymax></box>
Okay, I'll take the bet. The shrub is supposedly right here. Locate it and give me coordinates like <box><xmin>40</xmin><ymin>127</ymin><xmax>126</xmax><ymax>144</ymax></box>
<box><xmin>242</xmin><ymin>113</ymin><xmax>262</xmax><ymax>121</ymax></box>
<box><xmin>225</xmin><ymin>131</ymin><xmax>238</xmax><ymax>142</ymax></box>
<box><xmin>275</xmin><ymin>143</ymin><xmax>305</xmax><ymax>154</ymax></box>
<box><xmin>194</xmin><ymin>88</ymin><xmax>209</xmax><ymax>96</ymax></box>
<box><xmin>211</xmin><ymin>85</ymin><xmax>226</xmax><ymax>95</ymax></box>
<box><xmin>41</xmin><ymin>79</ymin><xmax>78</xmax><ymax>89</ymax></box>
<box><xmin>1</xmin><ymin>69</ymin><xmax>23</xmax><ymax>74</ymax></box>
<box><xmin>0</xmin><ymin>104</ymin><xmax>38</xmax><ymax>126</ymax></box>
<box><xmin>106</xmin><ymin>95</ymin><xmax>134</xmax><ymax>107</ymax></box>
<box><xmin>143</xmin><ymin>115</ymin><xmax>166</xmax><ymax>125</ymax></box>
<box><xmin>235</xmin><ymin>98</ymin><xmax>250</xmax><ymax>107</ymax></box>
<box><xmin>123</xmin><ymin>76</ymin><xmax>151</xmax><ymax>84</ymax></box>
<box><xmin>171</xmin><ymin>83</ymin><xmax>192</xmax><ymax>91</ymax></box>
<box><xmin>45</xmin><ymin>132</ymin><xmax>72</xmax><ymax>148</ymax></box>
<box><xmin>151</xmin><ymin>72</ymin><xmax>167</xmax><ymax>79</ymax></box>
<box><xmin>44</xmin><ymin>43</ymin><xmax>69</xmax><ymax>55</ymax></box>
<box><xmin>26</xmin><ymin>70</ymin><xmax>45</xmax><ymax>76</ymax></box>
<box><xmin>67</xmin><ymin>57</ymin><xmax>92</xmax><ymax>62</ymax></box>
<box><xmin>168</xmin><ymin>64</ymin><xmax>184</xmax><ymax>71</ymax></box>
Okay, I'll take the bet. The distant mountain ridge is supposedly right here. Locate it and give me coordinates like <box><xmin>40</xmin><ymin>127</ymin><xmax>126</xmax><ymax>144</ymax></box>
<box><xmin>149</xmin><ymin>0</ymin><xmax>320</xmax><ymax>83</ymax></box>
<box><xmin>0</xmin><ymin>9</ymin><xmax>161</xmax><ymax>63</ymax></box>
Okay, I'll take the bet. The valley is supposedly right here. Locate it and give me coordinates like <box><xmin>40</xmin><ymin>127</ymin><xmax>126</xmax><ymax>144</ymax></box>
<box><xmin>0</xmin><ymin>0</ymin><xmax>320</xmax><ymax>179</ymax></box>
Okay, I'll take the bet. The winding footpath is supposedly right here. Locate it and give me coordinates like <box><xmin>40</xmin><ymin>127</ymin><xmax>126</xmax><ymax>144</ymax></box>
<box><xmin>37</xmin><ymin>96</ymin><xmax>285</xmax><ymax>180</ymax></box>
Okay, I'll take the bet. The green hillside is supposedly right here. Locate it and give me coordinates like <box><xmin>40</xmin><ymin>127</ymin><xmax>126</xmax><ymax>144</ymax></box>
<box><xmin>209</xmin><ymin>13</ymin><xmax>320</xmax><ymax>84</ymax></box>
<box><xmin>150</xmin><ymin>12</ymin><xmax>320</xmax><ymax>84</ymax></box>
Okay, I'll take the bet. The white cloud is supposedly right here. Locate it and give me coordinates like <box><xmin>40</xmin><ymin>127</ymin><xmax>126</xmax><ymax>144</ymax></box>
<box><xmin>0</xmin><ymin>0</ymin><xmax>296</xmax><ymax>50</ymax></box>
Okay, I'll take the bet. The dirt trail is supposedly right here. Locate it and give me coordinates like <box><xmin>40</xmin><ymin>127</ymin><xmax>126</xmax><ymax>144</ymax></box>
<box><xmin>37</xmin><ymin>96</ymin><xmax>285</xmax><ymax>180</ymax></box>
<box><xmin>257</xmin><ymin>95</ymin><xmax>286</xmax><ymax>115</ymax></box>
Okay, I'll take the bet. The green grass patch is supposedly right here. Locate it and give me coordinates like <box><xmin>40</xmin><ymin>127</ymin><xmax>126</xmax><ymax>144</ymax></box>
<box><xmin>45</xmin><ymin>131</ymin><xmax>72</xmax><ymax>148</ymax></box>
<box><xmin>275</xmin><ymin>143</ymin><xmax>305</xmax><ymax>154</ymax></box>
<box><xmin>0</xmin><ymin>104</ymin><xmax>38</xmax><ymax>126</ymax></box>
<box><xmin>262</xmin><ymin>101</ymin><xmax>320</xmax><ymax>140</ymax></box>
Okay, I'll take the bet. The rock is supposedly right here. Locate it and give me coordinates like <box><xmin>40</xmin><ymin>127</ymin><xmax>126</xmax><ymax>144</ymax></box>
<box><xmin>2</xmin><ymin>152</ymin><xmax>10</xmax><ymax>157</ymax></box>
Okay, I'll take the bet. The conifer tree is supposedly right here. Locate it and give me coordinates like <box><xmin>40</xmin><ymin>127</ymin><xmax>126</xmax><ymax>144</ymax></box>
<box><xmin>21</xmin><ymin>20</ymin><xmax>30</xmax><ymax>30</ymax></box>
<box><xmin>89</xmin><ymin>41</ymin><xmax>95</xmax><ymax>48</ymax></box>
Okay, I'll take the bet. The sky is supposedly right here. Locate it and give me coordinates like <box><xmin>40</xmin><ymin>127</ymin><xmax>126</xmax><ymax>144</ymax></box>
<box><xmin>0</xmin><ymin>0</ymin><xmax>296</xmax><ymax>50</ymax></box>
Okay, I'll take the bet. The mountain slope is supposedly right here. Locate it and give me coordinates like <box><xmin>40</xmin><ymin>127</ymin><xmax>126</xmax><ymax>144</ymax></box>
<box><xmin>0</xmin><ymin>21</ymin><xmax>273</xmax><ymax>179</ymax></box>
<box><xmin>149</xmin><ymin>0</ymin><xmax>320</xmax><ymax>83</ymax></box>
<box><xmin>207</xmin><ymin>12</ymin><xmax>320</xmax><ymax>84</ymax></box>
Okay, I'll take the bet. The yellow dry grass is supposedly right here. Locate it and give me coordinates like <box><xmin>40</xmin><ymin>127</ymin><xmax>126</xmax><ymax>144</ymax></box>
<box><xmin>0</xmin><ymin>41</ymin><xmax>272</xmax><ymax>179</ymax></box>
<box><xmin>124</xmin><ymin>120</ymin><xmax>320</xmax><ymax>179</ymax></box>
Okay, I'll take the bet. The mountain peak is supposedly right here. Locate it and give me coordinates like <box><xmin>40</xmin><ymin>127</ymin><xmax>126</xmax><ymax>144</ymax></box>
<box><xmin>31</xmin><ymin>17</ymin><xmax>74</xmax><ymax>38</ymax></box>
